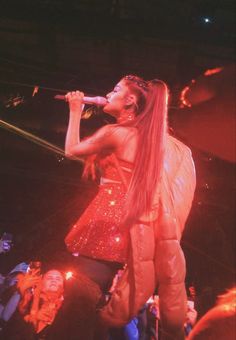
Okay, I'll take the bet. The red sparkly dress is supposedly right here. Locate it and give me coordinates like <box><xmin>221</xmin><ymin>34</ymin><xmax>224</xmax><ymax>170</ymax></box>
<box><xmin>65</xmin><ymin>156</ymin><xmax>132</xmax><ymax>264</ymax></box>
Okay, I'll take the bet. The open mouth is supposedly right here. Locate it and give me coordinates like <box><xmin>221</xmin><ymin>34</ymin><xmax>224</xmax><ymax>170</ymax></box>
<box><xmin>49</xmin><ymin>283</ymin><xmax>58</xmax><ymax>288</ymax></box>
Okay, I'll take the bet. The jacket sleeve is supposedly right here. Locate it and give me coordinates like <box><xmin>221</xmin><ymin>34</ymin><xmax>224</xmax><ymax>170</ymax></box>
<box><xmin>156</xmin><ymin>136</ymin><xmax>196</xmax><ymax>241</ymax></box>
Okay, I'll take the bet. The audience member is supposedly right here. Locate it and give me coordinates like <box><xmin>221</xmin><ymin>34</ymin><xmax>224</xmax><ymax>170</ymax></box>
<box><xmin>188</xmin><ymin>287</ymin><xmax>236</xmax><ymax>340</ymax></box>
<box><xmin>1</xmin><ymin>269</ymin><xmax>67</xmax><ymax>339</ymax></box>
<box><xmin>0</xmin><ymin>262</ymin><xmax>29</xmax><ymax>334</ymax></box>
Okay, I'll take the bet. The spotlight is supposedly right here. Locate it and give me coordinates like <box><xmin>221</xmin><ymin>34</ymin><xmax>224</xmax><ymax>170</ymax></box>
<box><xmin>65</xmin><ymin>271</ymin><xmax>73</xmax><ymax>280</ymax></box>
<box><xmin>203</xmin><ymin>17</ymin><xmax>212</xmax><ymax>24</ymax></box>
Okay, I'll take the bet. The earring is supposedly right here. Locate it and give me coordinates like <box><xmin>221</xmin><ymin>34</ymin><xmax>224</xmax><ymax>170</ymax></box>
<box><xmin>126</xmin><ymin>111</ymin><xmax>135</xmax><ymax>121</ymax></box>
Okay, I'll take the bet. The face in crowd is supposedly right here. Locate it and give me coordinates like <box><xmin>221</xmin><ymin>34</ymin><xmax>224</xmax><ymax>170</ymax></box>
<box><xmin>41</xmin><ymin>270</ymin><xmax>64</xmax><ymax>294</ymax></box>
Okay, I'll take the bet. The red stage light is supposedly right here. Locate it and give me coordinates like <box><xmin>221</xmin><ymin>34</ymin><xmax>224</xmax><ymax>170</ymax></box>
<box><xmin>180</xmin><ymin>85</ymin><xmax>192</xmax><ymax>107</ymax></box>
<box><xmin>204</xmin><ymin>67</ymin><xmax>223</xmax><ymax>76</ymax></box>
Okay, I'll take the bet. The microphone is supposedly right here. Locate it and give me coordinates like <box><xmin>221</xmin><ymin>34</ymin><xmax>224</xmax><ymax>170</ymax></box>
<box><xmin>54</xmin><ymin>95</ymin><xmax>107</xmax><ymax>107</ymax></box>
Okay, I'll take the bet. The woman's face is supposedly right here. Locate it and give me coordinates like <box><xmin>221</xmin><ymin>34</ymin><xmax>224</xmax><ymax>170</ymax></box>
<box><xmin>42</xmin><ymin>270</ymin><xmax>64</xmax><ymax>293</ymax></box>
<box><xmin>103</xmin><ymin>80</ymin><xmax>132</xmax><ymax>117</ymax></box>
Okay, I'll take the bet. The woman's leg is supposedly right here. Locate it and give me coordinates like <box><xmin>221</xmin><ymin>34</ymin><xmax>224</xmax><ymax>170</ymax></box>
<box><xmin>74</xmin><ymin>255</ymin><xmax>123</xmax><ymax>294</ymax></box>
<box><xmin>63</xmin><ymin>256</ymin><xmax>122</xmax><ymax>340</ymax></box>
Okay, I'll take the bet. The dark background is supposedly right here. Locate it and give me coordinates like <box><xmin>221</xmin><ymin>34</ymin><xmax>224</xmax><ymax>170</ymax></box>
<box><xmin>0</xmin><ymin>0</ymin><xmax>235</xmax><ymax>315</ymax></box>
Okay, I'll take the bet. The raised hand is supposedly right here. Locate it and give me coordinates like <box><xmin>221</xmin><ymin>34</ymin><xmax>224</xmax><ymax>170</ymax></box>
<box><xmin>17</xmin><ymin>270</ymin><xmax>41</xmax><ymax>296</ymax></box>
<box><xmin>65</xmin><ymin>90</ymin><xmax>85</xmax><ymax>114</ymax></box>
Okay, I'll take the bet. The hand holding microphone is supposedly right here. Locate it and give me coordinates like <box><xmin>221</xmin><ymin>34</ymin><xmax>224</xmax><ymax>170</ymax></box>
<box><xmin>65</xmin><ymin>91</ymin><xmax>85</xmax><ymax>114</ymax></box>
<box><xmin>54</xmin><ymin>91</ymin><xmax>107</xmax><ymax>119</ymax></box>
<box><xmin>55</xmin><ymin>91</ymin><xmax>107</xmax><ymax>107</ymax></box>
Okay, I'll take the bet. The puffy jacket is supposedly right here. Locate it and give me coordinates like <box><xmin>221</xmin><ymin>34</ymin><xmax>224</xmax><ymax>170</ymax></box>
<box><xmin>100</xmin><ymin>135</ymin><xmax>196</xmax><ymax>339</ymax></box>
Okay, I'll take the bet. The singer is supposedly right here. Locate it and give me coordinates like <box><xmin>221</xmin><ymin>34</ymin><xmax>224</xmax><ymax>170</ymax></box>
<box><xmin>64</xmin><ymin>75</ymin><xmax>196</xmax><ymax>340</ymax></box>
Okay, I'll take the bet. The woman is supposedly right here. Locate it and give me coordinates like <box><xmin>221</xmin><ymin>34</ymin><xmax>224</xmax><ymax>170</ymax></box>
<box><xmin>64</xmin><ymin>75</ymin><xmax>196</xmax><ymax>340</ymax></box>
<box><xmin>65</xmin><ymin>76</ymin><xmax>158</xmax><ymax>284</ymax></box>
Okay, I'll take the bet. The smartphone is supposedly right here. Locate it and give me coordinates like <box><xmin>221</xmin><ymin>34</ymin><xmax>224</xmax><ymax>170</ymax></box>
<box><xmin>27</xmin><ymin>261</ymin><xmax>41</xmax><ymax>275</ymax></box>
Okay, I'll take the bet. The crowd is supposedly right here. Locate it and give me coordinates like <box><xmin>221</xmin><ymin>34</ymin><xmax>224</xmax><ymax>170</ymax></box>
<box><xmin>0</xmin><ymin>257</ymin><xmax>196</xmax><ymax>340</ymax></box>
<box><xmin>0</xmin><ymin>258</ymin><xmax>91</xmax><ymax>340</ymax></box>
<box><xmin>0</xmin><ymin>255</ymin><xmax>235</xmax><ymax>339</ymax></box>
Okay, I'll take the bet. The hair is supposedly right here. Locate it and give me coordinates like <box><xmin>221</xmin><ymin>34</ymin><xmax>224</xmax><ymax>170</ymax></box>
<box><xmin>188</xmin><ymin>287</ymin><xmax>236</xmax><ymax>340</ymax></box>
<box><xmin>216</xmin><ymin>286</ymin><xmax>236</xmax><ymax>306</ymax></box>
<box><xmin>122</xmin><ymin>75</ymin><xmax>149</xmax><ymax>115</ymax></box>
<box><xmin>121</xmin><ymin>75</ymin><xmax>168</xmax><ymax>223</ymax></box>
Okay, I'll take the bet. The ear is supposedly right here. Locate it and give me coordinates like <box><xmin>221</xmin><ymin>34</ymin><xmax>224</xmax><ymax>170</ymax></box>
<box><xmin>125</xmin><ymin>94</ymin><xmax>136</xmax><ymax>106</ymax></box>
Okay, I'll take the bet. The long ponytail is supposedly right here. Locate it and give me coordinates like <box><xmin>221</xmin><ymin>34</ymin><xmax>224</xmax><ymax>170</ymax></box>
<box><xmin>124</xmin><ymin>80</ymin><xmax>168</xmax><ymax>223</ymax></box>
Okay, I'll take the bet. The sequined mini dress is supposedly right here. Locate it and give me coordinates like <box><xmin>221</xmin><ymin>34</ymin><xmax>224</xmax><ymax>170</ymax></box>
<box><xmin>65</xmin><ymin>157</ymin><xmax>132</xmax><ymax>264</ymax></box>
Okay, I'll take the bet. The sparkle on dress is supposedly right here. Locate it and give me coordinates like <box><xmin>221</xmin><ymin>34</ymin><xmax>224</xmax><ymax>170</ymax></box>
<box><xmin>65</xmin><ymin>157</ymin><xmax>132</xmax><ymax>264</ymax></box>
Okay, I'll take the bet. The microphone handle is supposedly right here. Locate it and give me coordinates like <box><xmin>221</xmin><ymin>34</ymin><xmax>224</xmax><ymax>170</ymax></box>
<box><xmin>54</xmin><ymin>95</ymin><xmax>107</xmax><ymax>107</ymax></box>
<box><xmin>54</xmin><ymin>94</ymin><xmax>67</xmax><ymax>101</ymax></box>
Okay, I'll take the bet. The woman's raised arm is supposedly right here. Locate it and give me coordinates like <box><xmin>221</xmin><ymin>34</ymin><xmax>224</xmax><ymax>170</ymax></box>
<box><xmin>65</xmin><ymin>91</ymin><xmax>120</xmax><ymax>158</ymax></box>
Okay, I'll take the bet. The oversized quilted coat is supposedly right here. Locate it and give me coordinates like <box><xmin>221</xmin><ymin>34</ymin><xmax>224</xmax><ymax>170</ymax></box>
<box><xmin>100</xmin><ymin>135</ymin><xmax>196</xmax><ymax>339</ymax></box>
